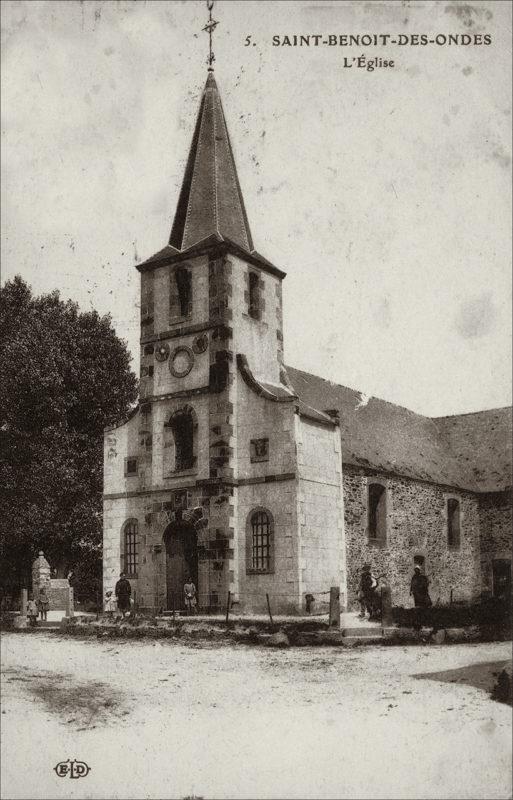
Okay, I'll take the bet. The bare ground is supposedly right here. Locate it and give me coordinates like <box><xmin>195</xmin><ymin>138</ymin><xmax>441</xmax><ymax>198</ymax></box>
<box><xmin>1</xmin><ymin>633</ymin><xmax>511</xmax><ymax>800</ymax></box>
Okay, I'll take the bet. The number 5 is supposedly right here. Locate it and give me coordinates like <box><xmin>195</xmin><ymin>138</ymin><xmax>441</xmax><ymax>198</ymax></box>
<box><xmin>245</xmin><ymin>35</ymin><xmax>252</xmax><ymax>46</ymax></box>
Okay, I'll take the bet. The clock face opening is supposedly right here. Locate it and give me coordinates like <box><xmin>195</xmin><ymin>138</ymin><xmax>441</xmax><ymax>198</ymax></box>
<box><xmin>170</xmin><ymin>346</ymin><xmax>194</xmax><ymax>378</ymax></box>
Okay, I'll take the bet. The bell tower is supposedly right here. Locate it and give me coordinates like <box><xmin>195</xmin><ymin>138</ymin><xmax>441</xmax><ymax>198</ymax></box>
<box><xmin>103</xmin><ymin>3</ymin><xmax>345</xmax><ymax>615</ymax></box>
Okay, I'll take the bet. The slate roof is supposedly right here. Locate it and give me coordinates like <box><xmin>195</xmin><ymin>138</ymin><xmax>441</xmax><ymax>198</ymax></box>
<box><xmin>286</xmin><ymin>366</ymin><xmax>512</xmax><ymax>493</ymax></box>
<box><xmin>169</xmin><ymin>71</ymin><xmax>253</xmax><ymax>253</ymax></box>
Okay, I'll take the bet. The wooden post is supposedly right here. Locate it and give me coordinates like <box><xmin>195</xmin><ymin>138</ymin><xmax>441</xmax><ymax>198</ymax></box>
<box><xmin>20</xmin><ymin>588</ymin><xmax>28</xmax><ymax>617</ymax></box>
<box><xmin>450</xmin><ymin>588</ymin><xmax>453</xmax><ymax>605</ymax></box>
<box><xmin>225</xmin><ymin>590</ymin><xmax>231</xmax><ymax>625</ymax></box>
<box><xmin>172</xmin><ymin>592</ymin><xmax>175</xmax><ymax>620</ymax></box>
<box><xmin>266</xmin><ymin>593</ymin><xmax>274</xmax><ymax>627</ymax></box>
<box><xmin>329</xmin><ymin>587</ymin><xmax>340</xmax><ymax>628</ymax></box>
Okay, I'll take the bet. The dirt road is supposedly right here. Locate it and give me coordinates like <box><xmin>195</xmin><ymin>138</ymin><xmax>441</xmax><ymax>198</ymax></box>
<box><xmin>1</xmin><ymin>633</ymin><xmax>511</xmax><ymax>799</ymax></box>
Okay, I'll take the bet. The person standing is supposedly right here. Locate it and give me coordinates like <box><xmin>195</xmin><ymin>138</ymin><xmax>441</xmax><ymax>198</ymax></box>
<box><xmin>410</xmin><ymin>565</ymin><xmax>432</xmax><ymax>629</ymax></box>
<box><xmin>184</xmin><ymin>577</ymin><xmax>197</xmax><ymax>615</ymax></box>
<box><xmin>115</xmin><ymin>572</ymin><xmax>132</xmax><ymax>618</ymax></box>
<box><xmin>27</xmin><ymin>595</ymin><xmax>38</xmax><ymax>627</ymax></box>
<box><xmin>359</xmin><ymin>564</ymin><xmax>378</xmax><ymax>619</ymax></box>
<box><xmin>37</xmin><ymin>584</ymin><xmax>50</xmax><ymax>621</ymax></box>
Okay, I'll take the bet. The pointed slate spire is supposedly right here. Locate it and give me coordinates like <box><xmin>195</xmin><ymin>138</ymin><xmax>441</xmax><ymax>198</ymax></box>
<box><xmin>169</xmin><ymin>71</ymin><xmax>254</xmax><ymax>253</ymax></box>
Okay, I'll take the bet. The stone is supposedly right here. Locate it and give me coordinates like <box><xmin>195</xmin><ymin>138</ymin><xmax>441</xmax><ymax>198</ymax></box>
<box><xmin>431</xmin><ymin>629</ymin><xmax>447</xmax><ymax>644</ymax></box>
<box><xmin>265</xmin><ymin>630</ymin><xmax>290</xmax><ymax>648</ymax></box>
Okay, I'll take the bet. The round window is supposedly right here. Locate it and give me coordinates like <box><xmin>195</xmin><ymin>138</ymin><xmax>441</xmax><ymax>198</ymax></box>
<box><xmin>170</xmin><ymin>346</ymin><xmax>194</xmax><ymax>378</ymax></box>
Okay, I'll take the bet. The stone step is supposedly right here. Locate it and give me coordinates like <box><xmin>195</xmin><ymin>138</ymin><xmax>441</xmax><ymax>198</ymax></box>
<box><xmin>342</xmin><ymin>635</ymin><xmax>385</xmax><ymax>646</ymax></box>
<box><xmin>341</xmin><ymin>626</ymin><xmax>384</xmax><ymax>637</ymax></box>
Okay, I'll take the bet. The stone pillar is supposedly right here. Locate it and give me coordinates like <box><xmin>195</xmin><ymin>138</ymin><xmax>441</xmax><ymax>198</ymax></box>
<box><xmin>381</xmin><ymin>583</ymin><xmax>393</xmax><ymax>627</ymax></box>
<box><xmin>32</xmin><ymin>551</ymin><xmax>51</xmax><ymax>599</ymax></box>
<box><xmin>66</xmin><ymin>587</ymin><xmax>74</xmax><ymax>618</ymax></box>
<box><xmin>329</xmin><ymin>586</ymin><xmax>340</xmax><ymax>628</ymax></box>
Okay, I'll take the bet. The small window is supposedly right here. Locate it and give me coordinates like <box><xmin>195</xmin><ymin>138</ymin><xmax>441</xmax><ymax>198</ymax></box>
<box><xmin>125</xmin><ymin>457</ymin><xmax>138</xmax><ymax>477</ymax></box>
<box><xmin>175</xmin><ymin>267</ymin><xmax>192</xmax><ymax>317</ymax></box>
<box><xmin>248</xmin><ymin>271</ymin><xmax>261</xmax><ymax>320</ymax></box>
<box><xmin>447</xmin><ymin>498</ymin><xmax>460</xmax><ymax>548</ymax></box>
<box><xmin>123</xmin><ymin>519</ymin><xmax>138</xmax><ymax>576</ymax></box>
<box><xmin>250</xmin><ymin>438</ymin><xmax>269</xmax><ymax>463</ymax></box>
<box><xmin>368</xmin><ymin>483</ymin><xmax>387</xmax><ymax>543</ymax></box>
<box><xmin>247</xmin><ymin>510</ymin><xmax>273</xmax><ymax>573</ymax></box>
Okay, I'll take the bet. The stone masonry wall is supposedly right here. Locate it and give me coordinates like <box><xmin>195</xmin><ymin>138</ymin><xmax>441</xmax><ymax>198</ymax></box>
<box><xmin>343</xmin><ymin>465</ymin><xmax>481</xmax><ymax>608</ymax></box>
<box><xmin>478</xmin><ymin>490</ymin><xmax>512</xmax><ymax>595</ymax></box>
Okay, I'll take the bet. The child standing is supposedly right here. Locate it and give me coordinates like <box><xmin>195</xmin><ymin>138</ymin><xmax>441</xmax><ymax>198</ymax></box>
<box><xmin>27</xmin><ymin>595</ymin><xmax>38</xmax><ymax>627</ymax></box>
<box><xmin>104</xmin><ymin>589</ymin><xmax>116</xmax><ymax>617</ymax></box>
<box><xmin>37</xmin><ymin>585</ymin><xmax>50</xmax><ymax>621</ymax></box>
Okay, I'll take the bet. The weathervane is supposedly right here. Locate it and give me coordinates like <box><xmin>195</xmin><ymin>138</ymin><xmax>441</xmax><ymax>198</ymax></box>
<box><xmin>202</xmin><ymin>0</ymin><xmax>219</xmax><ymax>70</ymax></box>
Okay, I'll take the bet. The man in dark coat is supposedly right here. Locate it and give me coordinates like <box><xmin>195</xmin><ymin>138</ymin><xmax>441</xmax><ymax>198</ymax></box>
<box><xmin>115</xmin><ymin>572</ymin><xmax>131</xmax><ymax>617</ymax></box>
<box><xmin>359</xmin><ymin>564</ymin><xmax>379</xmax><ymax>619</ymax></box>
<box><xmin>410</xmin><ymin>566</ymin><xmax>432</xmax><ymax>607</ymax></box>
<box><xmin>410</xmin><ymin>565</ymin><xmax>432</xmax><ymax>629</ymax></box>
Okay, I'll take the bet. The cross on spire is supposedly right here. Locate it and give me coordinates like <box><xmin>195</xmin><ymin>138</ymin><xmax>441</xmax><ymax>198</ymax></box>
<box><xmin>202</xmin><ymin>0</ymin><xmax>219</xmax><ymax>70</ymax></box>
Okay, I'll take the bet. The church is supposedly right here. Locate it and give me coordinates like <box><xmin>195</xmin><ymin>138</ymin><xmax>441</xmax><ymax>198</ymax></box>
<box><xmin>102</xmin><ymin>66</ymin><xmax>511</xmax><ymax>616</ymax></box>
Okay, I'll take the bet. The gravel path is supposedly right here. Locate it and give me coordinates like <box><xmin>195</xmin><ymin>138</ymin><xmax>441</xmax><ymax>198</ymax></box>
<box><xmin>1</xmin><ymin>633</ymin><xmax>511</xmax><ymax>799</ymax></box>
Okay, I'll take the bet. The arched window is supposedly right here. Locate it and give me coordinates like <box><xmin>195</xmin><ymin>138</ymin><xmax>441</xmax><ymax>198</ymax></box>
<box><xmin>368</xmin><ymin>483</ymin><xmax>387</xmax><ymax>543</ymax></box>
<box><xmin>447</xmin><ymin>498</ymin><xmax>461</xmax><ymax>548</ymax></box>
<box><xmin>163</xmin><ymin>406</ymin><xmax>197</xmax><ymax>475</ymax></box>
<box><xmin>123</xmin><ymin>519</ymin><xmax>138</xmax><ymax>576</ymax></box>
<box><xmin>247</xmin><ymin>509</ymin><xmax>274</xmax><ymax>573</ymax></box>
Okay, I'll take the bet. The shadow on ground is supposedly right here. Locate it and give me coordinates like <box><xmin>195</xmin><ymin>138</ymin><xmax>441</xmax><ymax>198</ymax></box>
<box><xmin>414</xmin><ymin>659</ymin><xmax>512</xmax><ymax>704</ymax></box>
<box><xmin>3</xmin><ymin>666</ymin><xmax>129</xmax><ymax>730</ymax></box>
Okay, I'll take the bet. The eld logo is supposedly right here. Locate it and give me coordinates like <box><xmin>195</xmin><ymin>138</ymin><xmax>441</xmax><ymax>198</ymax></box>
<box><xmin>54</xmin><ymin>760</ymin><xmax>91</xmax><ymax>779</ymax></box>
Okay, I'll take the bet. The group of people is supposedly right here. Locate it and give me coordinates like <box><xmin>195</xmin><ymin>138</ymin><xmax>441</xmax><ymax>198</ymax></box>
<box><xmin>105</xmin><ymin>573</ymin><xmax>198</xmax><ymax>616</ymax></box>
<box><xmin>358</xmin><ymin>563</ymin><xmax>432</xmax><ymax>621</ymax></box>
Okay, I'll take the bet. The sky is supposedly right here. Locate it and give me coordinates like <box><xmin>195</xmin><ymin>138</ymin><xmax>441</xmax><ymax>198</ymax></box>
<box><xmin>1</xmin><ymin>0</ymin><xmax>511</xmax><ymax>416</ymax></box>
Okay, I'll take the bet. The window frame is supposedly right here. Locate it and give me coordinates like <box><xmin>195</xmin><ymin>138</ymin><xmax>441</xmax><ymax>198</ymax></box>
<box><xmin>122</xmin><ymin>519</ymin><xmax>139</xmax><ymax>578</ymax></box>
<box><xmin>124</xmin><ymin>457</ymin><xmax>138</xmax><ymax>478</ymax></box>
<box><xmin>366</xmin><ymin>479</ymin><xmax>388</xmax><ymax>545</ymax></box>
<box><xmin>446</xmin><ymin>496</ymin><xmax>461</xmax><ymax>549</ymax></box>
<box><xmin>246</xmin><ymin>508</ymin><xmax>274</xmax><ymax>575</ymax></box>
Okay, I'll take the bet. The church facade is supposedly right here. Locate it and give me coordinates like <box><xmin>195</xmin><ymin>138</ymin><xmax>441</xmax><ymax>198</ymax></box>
<box><xmin>103</xmin><ymin>70</ymin><xmax>511</xmax><ymax>615</ymax></box>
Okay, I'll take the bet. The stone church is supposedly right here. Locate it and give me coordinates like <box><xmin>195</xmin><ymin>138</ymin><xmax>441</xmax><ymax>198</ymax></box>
<box><xmin>103</xmin><ymin>69</ymin><xmax>512</xmax><ymax>615</ymax></box>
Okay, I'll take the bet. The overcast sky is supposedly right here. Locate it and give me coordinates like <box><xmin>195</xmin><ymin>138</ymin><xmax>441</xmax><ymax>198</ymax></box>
<box><xmin>1</xmin><ymin>0</ymin><xmax>511</xmax><ymax>416</ymax></box>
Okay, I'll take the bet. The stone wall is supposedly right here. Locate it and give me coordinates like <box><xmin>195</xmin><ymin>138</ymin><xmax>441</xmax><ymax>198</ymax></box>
<box><xmin>343</xmin><ymin>465</ymin><xmax>482</xmax><ymax>608</ymax></box>
<box><xmin>478</xmin><ymin>490</ymin><xmax>512</xmax><ymax>595</ymax></box>
<box><xmin>297</xmin><ymin>416</ymin><xmax>345</xmax><ymax>612</ymax></box>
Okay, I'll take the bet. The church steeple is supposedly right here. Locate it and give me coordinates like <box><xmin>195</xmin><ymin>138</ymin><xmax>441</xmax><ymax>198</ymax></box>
<box><xmin>169</xmin><ymin>71</ymin><xmax>254</xmax><ymax>254</ymax></box>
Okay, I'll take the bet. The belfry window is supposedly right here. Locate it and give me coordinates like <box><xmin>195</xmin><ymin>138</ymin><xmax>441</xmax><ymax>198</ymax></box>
<box><xmin>176</xmin><ymin>267</ymin><xmax>192</xmax><ymax>317</ymax></box>
<box><xmin>248</xmin><ymin>271</ymin><xmax>261</xmax><ymax>320</ymax></box>
<box><xmin>123</xmin><ymin>519</ymin><xmax>138</xmax><ymax>576</ymax></box>
<box><xmin>247</xmin><ymin>509</ymin><xmax>274</xmax><ymax>573</ymax></box>
<box><xmin>447</xmin><ymin>498</ymin><xmax>461</xmax><ymax>548</ymax></box>
<box><xmin>368</xmin><ymin>483</ymin><xmax>387</xmax><ymax>543</ymax></box>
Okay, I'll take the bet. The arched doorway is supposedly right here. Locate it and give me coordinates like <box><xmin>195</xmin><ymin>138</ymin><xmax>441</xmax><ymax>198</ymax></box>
<box><xmin>163</xmin><ymin>522</ymin><xmax>198</xmax><ymax>611</ymax></box>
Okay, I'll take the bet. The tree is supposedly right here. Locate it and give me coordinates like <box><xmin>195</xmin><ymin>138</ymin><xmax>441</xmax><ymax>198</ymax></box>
<box><xmin>0</xmin><ymin>276</ymin><xmax>138</xmax><ymax>603</ymax></box>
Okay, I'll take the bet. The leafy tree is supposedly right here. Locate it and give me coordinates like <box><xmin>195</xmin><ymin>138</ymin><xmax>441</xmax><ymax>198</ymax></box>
<box><xmin>0</xmin><ymin>276</ymin><xmax>138</xmax><ymax>604</ymax></box>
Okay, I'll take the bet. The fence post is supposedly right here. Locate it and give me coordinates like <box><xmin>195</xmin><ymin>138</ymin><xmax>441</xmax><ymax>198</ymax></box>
<box><xmin>450</xmin><ymin>588</ymin><xmax>453</xmax><ymax>605</ymax></box>
<box><xmin>225</xmin><ymin>590</ymin><xmax>231</xmax><ymax>625</ymax></box>
<box><xmin>20</xmin><ymin>588</ymin><xmax>28</xmax><ymax>617</ymax></box>
<box><xmin>329</xmin><ymin>587</ymin><xmax>340</xmax><ymax>628</ymax></box>
<box><xmin>266</xmin><ymin>593</ymin><xmax>274</xmax><ymax>627</ymax></box>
